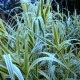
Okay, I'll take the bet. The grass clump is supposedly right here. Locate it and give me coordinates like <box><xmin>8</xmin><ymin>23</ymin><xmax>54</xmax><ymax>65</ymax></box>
<box><xmin>0</xmin><ymin>0</ymin><xmax>80</xmax><ymax>80</ymax></box>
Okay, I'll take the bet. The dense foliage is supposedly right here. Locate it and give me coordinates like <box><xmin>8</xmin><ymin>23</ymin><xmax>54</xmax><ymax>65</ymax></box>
<box><xmin>0</xmin><ymin>0</ymin><xmax>80</xmax><ymax>80</ymax></box>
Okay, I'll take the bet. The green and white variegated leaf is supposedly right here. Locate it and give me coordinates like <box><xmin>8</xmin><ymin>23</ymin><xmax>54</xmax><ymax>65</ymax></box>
<box><xmin>13</xmin><ymin>65</ymin><xmax>24</xmax><ymax>80</ymax></box>
<box><xmin>3</xmin><ymin>54</ymin><xmax>15</xmax><ymax>80</ymax></box>
<box><xmin>38</xmin><ymin>16</ymin><xmax>45</xmax><ymax>37</ymax></box>
<box><xmin>29</xmin><ymin>52</ymin><xmax>75</xmax><ymax>75</ymax></box>
<box><xmin>20</xmin><ymin>0</ymin><xmax>31</xmax><ymax>3</ymax></box>
<box><xmin>29</xmin><ymin>56</ymin><xmax>64</xmax><ymax>72</ymax></box>
<box><xmin>49</xmin><ymin>65</ymin><xmax>55</xmax><ymax>80</ymax></box>
<box><xmin>3</xmin><ymin>54</ymin><xmax>24</xmax><ymax>80</ymax></box>
<box><xmin>38</xmin><ymin>70</ymin><xmax>50</xmax><ymax>80</ymax></box>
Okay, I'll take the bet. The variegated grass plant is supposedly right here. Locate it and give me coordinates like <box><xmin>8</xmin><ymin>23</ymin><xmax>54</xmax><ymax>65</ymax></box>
<box><xmin>0</xmin><ymin>0</ymin><xmax>80</xmax><ymax>80</ymax></box>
